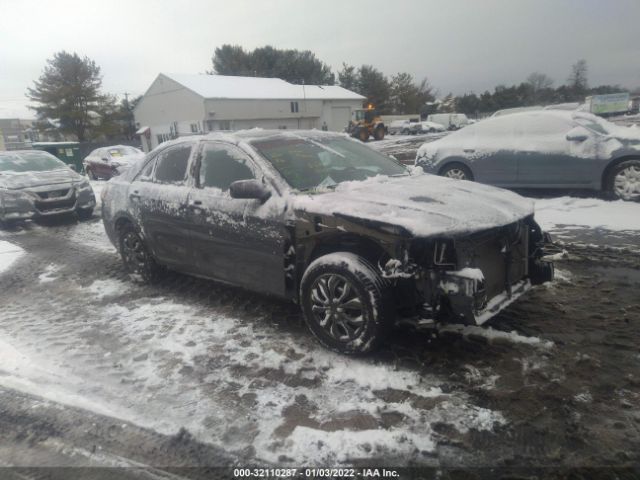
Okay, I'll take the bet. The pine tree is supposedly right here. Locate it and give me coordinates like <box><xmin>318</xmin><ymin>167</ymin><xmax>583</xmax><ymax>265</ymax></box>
<box><xmin>27</xmin><ymin>51</ymin><xmax>106</xmax><ymax>141</ymax></box>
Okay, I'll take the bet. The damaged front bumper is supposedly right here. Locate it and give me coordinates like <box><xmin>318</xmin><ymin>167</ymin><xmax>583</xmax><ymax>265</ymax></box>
<box><xmin>437</xmin><ymin>270</ymin><xmax>533</xmax><ymax>325</ymax></box>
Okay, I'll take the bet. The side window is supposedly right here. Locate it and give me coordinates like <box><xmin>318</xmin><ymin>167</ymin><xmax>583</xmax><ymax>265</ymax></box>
<box><xmin>153</xmin><ymin>144</ymin><xmax>192</xmax><ymax>184</ymax></box>
<box><xmin>199</xmin><ymin>144</ymin><xmax>255</xmax><ymax>191</ymax></box>
<box><xmin>138</xmin><ymin>157</ymin><xmax>156</xmax><ymax>181</ymax></box>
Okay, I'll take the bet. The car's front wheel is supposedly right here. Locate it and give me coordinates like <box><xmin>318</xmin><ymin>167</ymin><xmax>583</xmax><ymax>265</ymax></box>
<box><xmin>606</xmin><ymin>160</ymin><xmax>640</xmax><ymax>201</ymax></box>
<box><xmin>118</xmin><ymin>223</ymin><xmax>162</xmax><ymax>283</ymax></box>
<box><xmin>300</xmin><ymin>252</ymin><xmax>393</xmax><ymax>355</ymax></box>
<box><xmin>86</xmin><ymin>168</ymin><xmax>97</xmax><ymax>180</ymax></box>
<box><xmin>440</xmin><ymin>163</ymin><xmax>474</xmax><ymax>181</ymax></box>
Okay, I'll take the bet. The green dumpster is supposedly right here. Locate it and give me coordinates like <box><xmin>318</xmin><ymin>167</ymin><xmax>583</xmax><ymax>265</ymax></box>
<box><xmin>32</xmin><ymin>142</ymin><xmax>83</xmax><ymax>172</ymax></box>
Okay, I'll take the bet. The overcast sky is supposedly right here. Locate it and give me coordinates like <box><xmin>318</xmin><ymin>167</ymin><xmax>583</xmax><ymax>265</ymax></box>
<box><xmin>1</xmin><ymin>0</ymin><xmax>638</xmax><ymax>118</ymax></box>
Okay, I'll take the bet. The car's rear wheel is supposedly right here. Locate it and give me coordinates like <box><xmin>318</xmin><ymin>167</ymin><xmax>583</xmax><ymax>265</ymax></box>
<box><xmin>606</xmin><ymin>160</ymin><xmax>640</xmax><ymax>201</ymax></box>
<box><xmin>300</xmin><ymin>252</ymin><xmax>393</xmax><ymax>355</ymax></box>
<box><xmin>118</xmin><ymin>223</ymin><xmax>162</xmax><ymax>283</ymax></box>
<box><xmin>440</xmin><ymin>163</ymin><xmax>474</xmax><ymax>181</ymax></box>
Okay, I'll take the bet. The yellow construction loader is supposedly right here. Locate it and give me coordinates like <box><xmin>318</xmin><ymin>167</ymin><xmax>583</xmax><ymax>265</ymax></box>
<box><xmin>346</xmin><ymin>104</ymin><xmax>386</xmax><ymax>142</ymax></box>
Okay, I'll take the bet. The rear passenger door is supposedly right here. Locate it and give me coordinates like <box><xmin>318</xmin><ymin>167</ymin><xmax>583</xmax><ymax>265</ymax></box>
<box><xmin>513</xmin><ymin>115</ymin><xmax>595</xmax><ymax>186</ymax></box>
<box><xmin>129</xmin><ymin>143</ymin><xmax>196</xmax><ymax>270</ymax></box>
<box><xmin>186</xmin><ymin>141</ymin><xmax>288</xmax><ymax>296</ymax></box>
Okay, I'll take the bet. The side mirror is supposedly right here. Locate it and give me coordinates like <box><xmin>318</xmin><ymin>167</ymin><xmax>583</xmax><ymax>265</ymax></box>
<box><xmin>229</xmin><ymin>179</ymin><xmax>271</xmax><ymax>203</ymax></box>
<box><xmin>566</xmin><ymin>126</ymin><xmax>590</xmax><ymax>142</ymax></box>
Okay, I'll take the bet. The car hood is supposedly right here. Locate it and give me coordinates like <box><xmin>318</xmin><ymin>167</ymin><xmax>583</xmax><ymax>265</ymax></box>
<box><xmin>292</xmin><ymin>173</ymin><xmax>534</xmax><ymax>238</ymax></box>
<box><xmin>0</xmin><ymin>168</ymin><xmax>80</xmax><ymax>190</ymax></box>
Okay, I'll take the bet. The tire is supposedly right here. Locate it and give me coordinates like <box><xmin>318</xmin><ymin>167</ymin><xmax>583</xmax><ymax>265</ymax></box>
<box><xmin>300</xmin><ymin>252</ymin><xmax>393</xmax><ymax>355</ymax></box>
<box><xmin>605</xmin><ymin>159</ymin><xmax>640</xmax><ymax>201</ymax></box>
<box><xmin>86</xmin><ymin>168</ymin><xmax>97</xmax><ymax>180</ymax></box>
<box><xmin>358</xmin><ymin>128</ymin><xmax>369</xmax><ymax>142</ymax></box>
<box><xmin>440</xmin><ymin>162</ymin><xmax>474</xmax><ymax>181</ymax></box>
<box><xmin>373</xmin><ymin>126</ymin><xmax>385</xmax><ymax>141</ymax></box>
<box><xmin>76</xmin><ymin>208</ymin><xmax>94</xmax><ymax>220</ymax></box>
<box><xmin>118</xmin><ymin>223</ymin><xmax>162</xmax><ymax>283</ymax></box>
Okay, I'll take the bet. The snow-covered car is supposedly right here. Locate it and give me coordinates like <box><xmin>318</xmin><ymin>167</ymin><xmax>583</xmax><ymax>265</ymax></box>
<box><xmin>0</xmin><ymin>150</ymin><xmax>96</xmax><ymax>225</ymax></box>
<box><xmin>411</xmin><ymin>121</ymin><xmax>447</xmax><ymax>134</ymax></box>
<box><xmin>388</xmin><ymin>120</ymin><xmax>412</xmax><ymax>135</ymax></box>
<box><xmin>83</xmin><ymin>145</ymin><xmax>145</xmax><ymax>180</ymax></box>
<box><xmin>102</xmin><ymin>130</ymin><xmax>554</xmax><ymax>354</ymax></box>
<box><xmin>426</xmin><ymin>113</ymin><xmax>470</xmax><ymax>130</ymax></box>
<box><xmin>416</xmin><ymin>110</ymin><xmax>640</xmax><ymax>200</ymax></box>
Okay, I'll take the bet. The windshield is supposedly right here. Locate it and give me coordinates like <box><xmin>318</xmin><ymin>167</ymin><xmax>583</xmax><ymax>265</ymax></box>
<box><xmin>108</xmin><ymin>146</ymin><xmax>141</xmax><ymax>157</ymax></box>
<box><xmin>573</xmin><ymin>114</ymin><xmax>611</xmax><ymax>135</ymax></box>
<box><xmin>0</xmin><ymin>152</ymin><xmax>67</xmax><ymax>173</ymax></box>
<box><xmin>251</xmin><ymin>136</ymin><xmax>407</xmax><ymax>191</ymax></box>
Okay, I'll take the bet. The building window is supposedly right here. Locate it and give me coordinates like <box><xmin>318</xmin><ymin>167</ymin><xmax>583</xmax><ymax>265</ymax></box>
<box><xmin>290</xmin><ymin>101</ymin><xmax>299</xmax><ymax>113</ymax></box>
<box><xmin>157</xmin><ymin>133</ymin><xmax>171</xmax><ymax>145</ymax></box>
<box><xmin>190</xmin><ymin>123</ymin><xmax>199</xmax><ymax>133</ymax></box>
<box><xmin>218</xmin><ymin>120</ymin><xmax>231</xmax><ymax>130</ymax></box>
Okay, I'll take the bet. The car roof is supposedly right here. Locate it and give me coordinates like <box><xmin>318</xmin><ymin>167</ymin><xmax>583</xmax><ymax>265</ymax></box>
<box><xmin>158</xmin><ymin>129</ymin><xmax>348</xmax><ymax>148</ymax></box>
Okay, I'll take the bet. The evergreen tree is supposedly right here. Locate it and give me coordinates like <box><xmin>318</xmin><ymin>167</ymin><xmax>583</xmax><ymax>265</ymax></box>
<box><xmin>338</xmin><ymin>63</ymin><xmax>359</xmax><ymax>91</ymax></box>
<box><xmin>357</xmin><ymin>65</ymin><xmax>391</xmax><ymax>113</ymax></box>
<box><xmin>27</xmin><ymin>51</ymin><xmax>106</xmax><ymax>141</ymax></box>
<box><xmin>211</xmin><ymin>44</ymin><xmax>334</xmax><ymax>84</ymax></box>
<box><xmin>389</xmin><ymin>72</ymin><xmax>434</xmax><ymax>114</ymax></box>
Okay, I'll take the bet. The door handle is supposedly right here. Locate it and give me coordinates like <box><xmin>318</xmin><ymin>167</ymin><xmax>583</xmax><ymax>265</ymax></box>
<box><xmin>463</xmin><ymin>149</ymin><xmax>475</xmax><ymax>153</ymax></box>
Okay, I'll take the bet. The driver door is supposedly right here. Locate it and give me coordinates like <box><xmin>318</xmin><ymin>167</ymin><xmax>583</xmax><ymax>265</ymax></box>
<box><xmin>186</xmin><ymin>142</ymin><xmax>288</xmax><ymax>297</ymax></box>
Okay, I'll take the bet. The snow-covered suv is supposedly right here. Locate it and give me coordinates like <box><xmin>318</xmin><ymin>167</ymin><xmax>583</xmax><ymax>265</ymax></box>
<box><xmin>101</xmin><ymin>130</ymin><xmax>554</xmax><ymax>354</ymax></box>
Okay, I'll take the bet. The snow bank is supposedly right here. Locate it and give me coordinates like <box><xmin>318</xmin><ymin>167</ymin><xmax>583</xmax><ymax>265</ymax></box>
<box><xmin>534</xmin><ymin>197</ymin><xmax>640</xmax><ymax>232</ymax></box>
<box><xmin>0</xmin><ymin>240</ymin><xmax>24</xmax><ymax>274</ymax></box>
<box><xmin>438</xmin><ymin>324</ymin><xmax>554</xmax><ymax>349</ymax></box>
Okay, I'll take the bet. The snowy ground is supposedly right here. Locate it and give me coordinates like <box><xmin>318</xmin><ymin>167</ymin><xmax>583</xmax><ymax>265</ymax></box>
<box><xmin>0</xmin><ymin>180</ymin><xmax>639</xmax><ymax>474</ymax></box>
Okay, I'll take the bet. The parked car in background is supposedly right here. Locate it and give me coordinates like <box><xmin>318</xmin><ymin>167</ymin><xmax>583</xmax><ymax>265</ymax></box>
<box><xmin>83</xmin><ymin>145</ymin><xmax>144</xmax><ymax>180</ymax></box>
<box><xmin>388</xmin><ymin>120</ymin><xmax>412</xmax><ymax>135</ymax></box>
<box><xmin>415</xmin><ymin>110</ymin><xmax>640</xmax><ymax>200</ymax></box>
<box><xmin>0</xmin><ymin>150</ymin><xmax>95</xmax><ymax>225</ymax></box>
<box><xmin>102</xmin><ymin>130</ymin><xmax>553</xmax><ymax>354</ymax></box>
<box><xmin>426</xmin><ymin>113</ymin><xmax>470</xmax><ymax>130</ymax></box>
<box><xmin>411</xmin><ymin>121</ymin><xmax>446</xmax><ymax>134</ymax></box>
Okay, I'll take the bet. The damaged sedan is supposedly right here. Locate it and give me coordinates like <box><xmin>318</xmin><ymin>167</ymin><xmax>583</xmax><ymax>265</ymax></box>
<box><xmin>0</xmin><ymin>150</ymin><xmax>96</xmax><ymax>225</ymax></box>
<box><xmin>102</xmin><ymin>131</ymin><xmax>554</xmax><ymax>354</ymax></box>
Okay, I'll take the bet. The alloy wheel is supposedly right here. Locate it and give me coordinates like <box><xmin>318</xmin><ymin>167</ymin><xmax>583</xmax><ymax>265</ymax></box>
<box><xmin>121</xmin><ymin>231</ymin><xmax>147</xmax><ymax>272</ymax></box>
<box><xmin>444</xmin><ymin>168</ymin><xmax>468</xmax><ymax>180</ymax></box>
<box><xmin>310</xmin><ymin>273</ymin><xmax>365</xmax><ymax>342</ymax></box>
<box><xmin>614</xmin><ymin>165</ymin><xmax>640</xmax><ymax>200</ymax></box>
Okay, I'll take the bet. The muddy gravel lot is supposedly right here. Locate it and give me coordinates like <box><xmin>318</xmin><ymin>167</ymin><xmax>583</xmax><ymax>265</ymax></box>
<box><xmin>0</xmin><ymin>185</ymin><xmax>639</xmax><ymax>479</ymax></box>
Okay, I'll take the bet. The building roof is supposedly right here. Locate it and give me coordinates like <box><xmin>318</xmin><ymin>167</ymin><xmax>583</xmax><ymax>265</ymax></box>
<box><xmin>162</xmin><ymin>73</ymin><xmax>365</xmax><ymax>101</ymax></box>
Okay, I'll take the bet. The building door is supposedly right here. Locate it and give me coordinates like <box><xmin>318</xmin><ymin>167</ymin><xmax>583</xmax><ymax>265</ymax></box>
<box><xmin>330</xmin><ymin>107</ymin><xmax>351</xmax><ymax>132</ymax></box>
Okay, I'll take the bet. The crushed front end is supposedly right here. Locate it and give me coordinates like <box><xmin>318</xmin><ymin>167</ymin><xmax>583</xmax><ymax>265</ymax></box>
<box><xmin>383</xmin><ymin>216</ymin><xmax>554</xmax><ymax>326</ymax></box>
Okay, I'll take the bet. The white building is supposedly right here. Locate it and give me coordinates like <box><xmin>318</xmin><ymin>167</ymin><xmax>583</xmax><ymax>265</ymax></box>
<box><xmin>134</xmin><ymin>73</ymin><xmax>365</xmax><ymax>151</ymax></box>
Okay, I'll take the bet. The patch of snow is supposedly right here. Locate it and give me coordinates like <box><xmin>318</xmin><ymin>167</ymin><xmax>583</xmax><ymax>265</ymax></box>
<box><xmin>439</xmin><ymin>324</ymin><xmax>554</xmax><ymax>349</ymax></box>
<box><xmin>38</xmin><ymin>264</ymin><xmax>59</xmax><ymax>283</ymax></box>
<box><xmin>0</xmin><ymin>240</ymin><xmax>24</xmax><ymax>274</ymax></box>
<box><xmin>86</xmin><ymin>279</ymin><xmax>130</xmax><ymax>299</ymax></box>
<box><xmin>534</xmin><ymin>197</ymin><xmax>640</xmax><ymax>232</ymax></box>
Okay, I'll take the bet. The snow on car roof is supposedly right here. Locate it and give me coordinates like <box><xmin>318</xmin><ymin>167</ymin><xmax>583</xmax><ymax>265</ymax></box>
<box><xmin>163</xmin><ymin>73</ymin><xmax>365</xmax><ymax>100</ymax></box>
